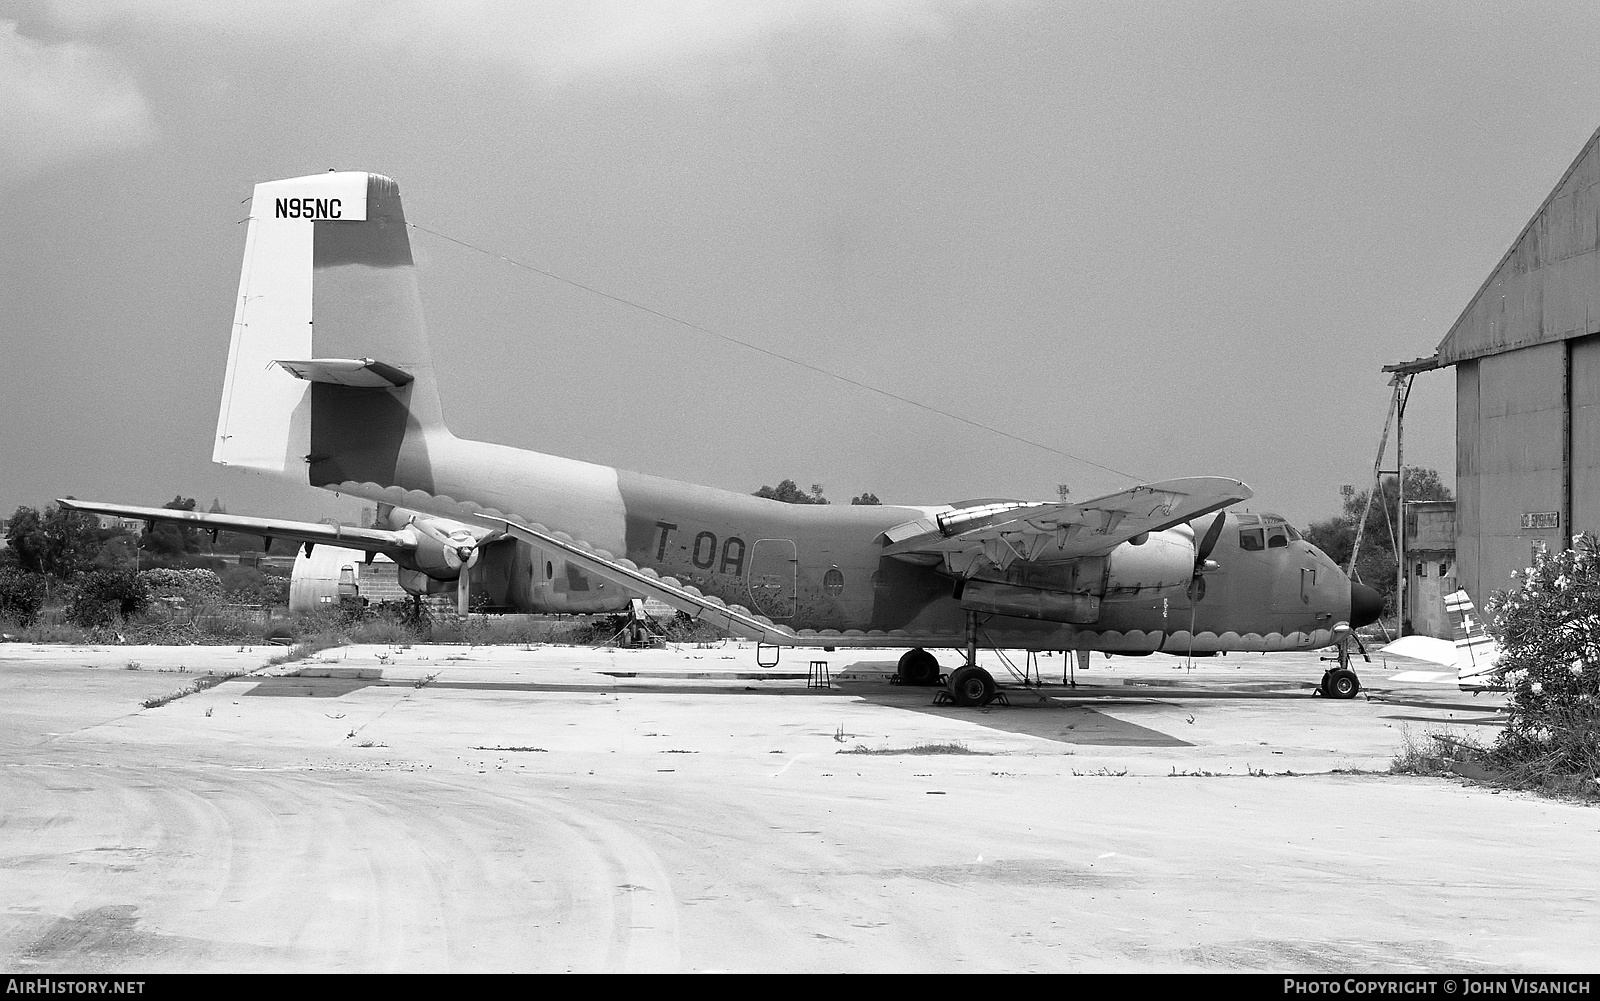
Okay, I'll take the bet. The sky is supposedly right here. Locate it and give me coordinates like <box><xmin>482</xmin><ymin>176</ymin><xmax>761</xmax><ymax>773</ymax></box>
<box><xmin>4</xmin><ymin>0</ymin><xmax>1600</xmax><ymax>528</ymax></box>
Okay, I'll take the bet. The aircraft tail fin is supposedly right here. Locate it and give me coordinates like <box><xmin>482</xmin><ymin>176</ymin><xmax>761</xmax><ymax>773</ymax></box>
<box><xmin>1445</xmin><ymin>589</ymin><xmax>1504</xmax><ymax>690</ymax></box>
<box><xmin>214</xmin><ymin>171</ymin><xmax>446</xmax><ymax>487</ymax></box>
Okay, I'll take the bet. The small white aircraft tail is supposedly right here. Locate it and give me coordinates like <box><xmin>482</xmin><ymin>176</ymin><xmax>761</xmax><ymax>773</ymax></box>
<box><xmin>1379</xmin><ymin>588</ymin><xmax>1504</xmax><ymax>691</ymax></box>
<box><xmin>1445</xmin><ymin>589</ymin><xmax>1504</xmax><ymax>691</ymax></box>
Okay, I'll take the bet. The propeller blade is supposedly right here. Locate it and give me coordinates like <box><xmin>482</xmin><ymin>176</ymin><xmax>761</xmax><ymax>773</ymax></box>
<box><xmin>457</xmin><ymin>572</ymin><xmax>469</xmax><ymax>616</ymax></box>
<box><xmin>1194</xmin><ymin>511</ymin><xmax>1227</xmax><ymax>569</ymax></box>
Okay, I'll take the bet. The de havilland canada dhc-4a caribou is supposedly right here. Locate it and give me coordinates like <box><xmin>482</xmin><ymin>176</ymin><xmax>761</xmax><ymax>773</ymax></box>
<box><xmin>62</xmin><ymin>171</ymin><xmax>1383</xmax><ymax>705</ymax></box>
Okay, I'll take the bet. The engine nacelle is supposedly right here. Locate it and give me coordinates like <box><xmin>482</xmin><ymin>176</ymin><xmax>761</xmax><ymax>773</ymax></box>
<box><xmin>396</xmin><ymin>517</ymin><xmax>484</xmax><ymax>581</ymax></box>
<box><xmin>1103</xmin><ymin>527</ymin><xmax>1194</xmax><ymax>594</ymax></box>
<box><xmin>396</xmin><ymin>565</ymin><xmax>460</xmax><ymax>597</ymax></box>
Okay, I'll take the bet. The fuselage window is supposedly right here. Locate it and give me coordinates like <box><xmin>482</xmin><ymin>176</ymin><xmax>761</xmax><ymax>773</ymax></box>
<box><xmin>1239</xmin><ymin>528</ymin><xmax>1265</xmax><ymax>551</ymax></box>
<box><xmin>823</xmin><ymin>568</ymin><xmax>845</xmax><ymax>596</ymax></box>
<box><xmin>1267</xmin><ymin>529</ymin><xmax>1288</xmax><ymax>549</ymax></box>
<box><xmin>545</xmin><ymin>561</ymin><xmax>554</xmax><ymax>580</ymax></box>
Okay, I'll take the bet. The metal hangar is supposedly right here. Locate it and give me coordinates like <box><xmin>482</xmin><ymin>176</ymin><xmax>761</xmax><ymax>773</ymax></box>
<box><xmin>1393</xmin><ymin>125</ymin><xmax>1600</xmax><ymax>605</ymax></box>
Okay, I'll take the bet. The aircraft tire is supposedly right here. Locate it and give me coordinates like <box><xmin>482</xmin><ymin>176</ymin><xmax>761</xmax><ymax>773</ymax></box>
<box><xmin>948</xmin><ymin>665</ymin><xmax>996</xmax><ymax>707</ymax></box>
<box><xmin>1326</xmin><ymin>668</ymin><xmax>1361</xmax><ymax>700</ymax></box>
<box><xmin>898</xmin><ymin>648</ymin><xmax>941</xmax><ymax>686</ymax></box>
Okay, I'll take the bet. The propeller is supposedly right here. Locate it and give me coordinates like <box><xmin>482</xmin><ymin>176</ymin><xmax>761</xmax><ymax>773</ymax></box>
<box><xmin>1193</xmin><ymin>511</ymin><xmax>1227</xmax><ymax>576</ymax></box>
<box><xmin>440</xmin><ymin>531</ymin><xmax>482</xmax><ymax>617</ymax></box>
<box><xmin>1185</xmin><ymin>512</ymin><xmax>1228</xmax><ymax>665</ymax></box>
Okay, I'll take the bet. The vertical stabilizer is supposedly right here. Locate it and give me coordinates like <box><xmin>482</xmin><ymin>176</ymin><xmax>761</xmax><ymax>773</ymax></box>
<box><xmin>1445</xmin><ymin>589</ymin><xmax>1504</xmax><ymax>690</ymax></box>
<box><xmin>214</xmin><ymin>171</ymin><xmax>444</xmax><ymax>483</ymax></box>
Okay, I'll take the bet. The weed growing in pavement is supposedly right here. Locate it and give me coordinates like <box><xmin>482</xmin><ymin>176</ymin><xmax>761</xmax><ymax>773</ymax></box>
<box><xmin>139</xmin><ymin>670</ymin><xmax>247</xmax><ymax>709</ymax></box>
<box><xmin>1390</xmin><ymin>724</ymin><xmax>1488</xmax><ymax>776</ymax></box>
<box><xmin>838</xmin><ymin>742</ymin><xmax>979</xmax><ymax>755</ymax></box>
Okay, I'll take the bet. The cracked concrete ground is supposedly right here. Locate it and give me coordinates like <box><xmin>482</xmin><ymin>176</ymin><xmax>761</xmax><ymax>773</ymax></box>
<box><xmin>0</xmin><ymin>641</ymin><xmax>1593</xmax><ymax>972</ymax></box>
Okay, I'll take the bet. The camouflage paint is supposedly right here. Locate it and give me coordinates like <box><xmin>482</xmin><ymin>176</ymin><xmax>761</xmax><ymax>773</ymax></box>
<box><xmin>225</xmin><ymin>171</ymin><xmax>1358</xmax><ymax>653</ymax></box>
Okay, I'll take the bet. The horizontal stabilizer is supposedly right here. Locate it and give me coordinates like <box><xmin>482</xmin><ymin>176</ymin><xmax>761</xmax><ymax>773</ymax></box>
<box><xmin>272</xmin><ymin>358</ymin><xmax>415</xmax><ymax>388</ymax></box>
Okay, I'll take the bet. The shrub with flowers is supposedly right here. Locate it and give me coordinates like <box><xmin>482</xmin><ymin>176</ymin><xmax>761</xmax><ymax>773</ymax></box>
<box><xmin>136</xmin><ymin>567</ymin><xmax>223</xmax><ymax>611</ymax></box>
<box><xmin>1485</xmin><ymin>535</ymin><xmax>1600</xmax><ymax>792</ymax></box>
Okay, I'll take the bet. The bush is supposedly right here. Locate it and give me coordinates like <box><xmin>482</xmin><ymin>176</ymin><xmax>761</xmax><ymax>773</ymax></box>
<box><xmin>65</xmin><ymin>569</ymin><xmax>149</xmax><ymax>626</ymax></box>
<box><xmin>218</xmin><ymin>564</ymin><xmax>288</xmax><ymax>606</ymax></box>
<box><xmin>1485</xmin><ymin>535</ymin><xmax>1600</xmax><ymax>795</ymax></box>
<box><xmin>0</xmin><ymin>568</ymin><xmax>47</xmax><ymax>626</ymax></box>
<box><xmin>137</xmin><ymin>567</ymin><xmax>223</xmax><ymax>609</ymax></box>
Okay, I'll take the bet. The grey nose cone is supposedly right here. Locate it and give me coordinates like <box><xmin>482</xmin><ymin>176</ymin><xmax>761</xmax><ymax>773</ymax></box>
<box><xmin>1350</xmin><ymin>582</ymin><xmax>1383</xmax><ymax>628</ymax></box>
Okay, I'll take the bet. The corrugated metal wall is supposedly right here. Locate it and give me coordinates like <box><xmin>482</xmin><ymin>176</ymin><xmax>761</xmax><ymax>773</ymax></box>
<box><xmin>1455</xmin><ymin>342</ymin><xmax>1568</xmax><ymax>598</ymax></box>
<box><xmin>1440</xmin><ymin>127</ymin><xmax>1600</xmax><ymax>366</ymax></box>
<box><xmin>1571</xmin><ymin>334</ymin><xmax>1600</xmax><ymax>542</ymax></box>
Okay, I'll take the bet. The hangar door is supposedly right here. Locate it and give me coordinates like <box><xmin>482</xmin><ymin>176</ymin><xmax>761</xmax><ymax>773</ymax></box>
<box><xmin>1572</xmin><ymin>334</ymin><xmax>1600</xmax><ymax>542</ymax></box>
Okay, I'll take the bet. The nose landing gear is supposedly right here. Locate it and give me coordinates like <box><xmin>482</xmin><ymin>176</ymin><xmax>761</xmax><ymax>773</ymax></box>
<box><xmin>1321</xmin><ymin>667</ymin><xmax>1362</xmax><ymax>699</ymax></box>
<box><xmin>1320</xmin><ymin>633</ymin><xmax>1368</xmax><ymax>699</ymax></box>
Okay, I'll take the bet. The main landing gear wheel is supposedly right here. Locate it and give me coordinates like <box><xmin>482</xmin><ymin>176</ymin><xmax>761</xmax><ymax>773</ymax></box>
<box><xmin>948</xmin><ymin>665</ymin><xmax>997</xmax><ymax>707</ymax></box>
<box><xmin>1323</xmin><ymin>668</ymin><xmax>1361</xmax><ymax>700</ymax></box>
<box><xmin>897</xmin><ymin>648</ymin><xmax>942</xmax><ymax>687</ymax></box>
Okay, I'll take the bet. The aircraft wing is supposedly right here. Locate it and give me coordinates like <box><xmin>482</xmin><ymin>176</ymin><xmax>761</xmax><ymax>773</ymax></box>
<box><xmin>879</xmin><ymin>476</ymin><xmax>1252</xmax><ymax>576</ymax></box>
<box><xmin>490</xmin><ymin>518</ymin><xmax>823</xmax><ymax>647</ymax></box>
<box><xmin>57</xmin><ymin>499</ymin><xmax>411</xmax><ymax>554</ymax></box>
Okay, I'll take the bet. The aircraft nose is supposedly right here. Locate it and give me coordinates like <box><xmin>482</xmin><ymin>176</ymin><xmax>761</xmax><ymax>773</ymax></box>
<box><xmin>1350</xmin><ymin>582</ymin><xmax>1383</xmax><ymax>628</ymax></box>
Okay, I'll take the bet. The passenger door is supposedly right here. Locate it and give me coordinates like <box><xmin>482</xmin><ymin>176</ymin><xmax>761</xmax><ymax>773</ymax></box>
<box><xmin>747</xmin><ymin>539</ymin><xmax>798</xmax><ymax>619</ymax></box>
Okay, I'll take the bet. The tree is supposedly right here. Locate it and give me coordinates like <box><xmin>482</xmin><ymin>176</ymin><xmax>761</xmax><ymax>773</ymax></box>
<box><xmin>4</xmin><ymin>503</ymin><xmax>102</xmax><ymax>579</ymax></box>
<box><xmin>754</xmin><ymin>480</ymin><xmax>829</xmax><ymax>505</ymax></box>
<box><xmin>140</xmin><ymin>496</ymin><xmax>200</xmax><ymax>556</ymax></box>
<box><xmin>851</xmin><ymin>493</ymin><xmax>881</xmax><ymax>505</ymax></box>
<box><xmin>1303</xmin><ymin>466</ymin><xmax>1452</xmax><ymax>616</ymax></box>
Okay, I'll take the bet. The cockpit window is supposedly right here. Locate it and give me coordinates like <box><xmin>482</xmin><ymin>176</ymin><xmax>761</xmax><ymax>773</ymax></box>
<box><xmin>1239</xmin><ymin>528</ymin><xmax>1265</xmax><ymax>551</ymax></box>
<box><xmin>1267</xmin><ymin>529</ymin><xmax>1288</xmax><ymax>549</ymax></box>
<box><xmin>1286</xmin><ymin>525</ymin><xmax>1302</xmax><ymax>541</ymax></box>
<box><xmin>1235</xmin><ymin>514</ymin><xmax>1261</xmax><ymax>526</ymax></box>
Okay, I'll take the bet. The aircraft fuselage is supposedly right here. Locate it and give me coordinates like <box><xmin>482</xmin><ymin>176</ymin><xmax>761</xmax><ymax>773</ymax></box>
<box><xmin>338</xmin><ymin>427</ymin><xmax>1353</xmax><ymax>654</ymax></box>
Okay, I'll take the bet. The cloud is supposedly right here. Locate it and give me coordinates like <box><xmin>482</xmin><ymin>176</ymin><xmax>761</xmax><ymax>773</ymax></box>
<box><xmin>0</xmin><ymin>20</ymin><xmax>154</xmax><ymax>181</ymax></box>
<box><xmin>39</xmin><ymin>1</ymin><xmax>968</xmax><ymax>83</ymax></box>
